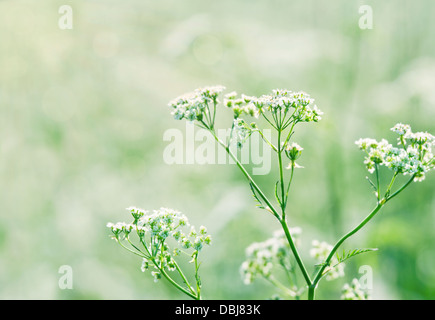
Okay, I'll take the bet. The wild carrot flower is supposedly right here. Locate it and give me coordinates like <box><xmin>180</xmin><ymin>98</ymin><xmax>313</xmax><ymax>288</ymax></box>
<box><xmin>240</xmin><ymin>228</ymin><xmax>302</xmax><ymax>285</ymax></box>
<box><xmin>107</xmin><ymin>207</ymin><xmax>211</xmax><ymax>288</ymax></box>
<box><xmin>356</xmin><ymin>124</ymin><xmax>434</xmax><ymax>181</ymax></box>
<box><xmin>341</xmin><ymin>279</ymin><xmax>370</xmax><ymax>300</ymax></box>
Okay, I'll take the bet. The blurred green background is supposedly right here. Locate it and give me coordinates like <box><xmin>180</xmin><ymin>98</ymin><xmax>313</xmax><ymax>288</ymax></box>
<box><xmin>1</xmin><ymin>0</ymin><xmax>434</xmax><ymax>300</ymax></box>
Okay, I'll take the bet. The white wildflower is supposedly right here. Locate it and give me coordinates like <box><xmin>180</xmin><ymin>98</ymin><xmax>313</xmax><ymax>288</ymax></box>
<box><xmin>341</xmin><ymin>279</ymin><xmax>370</xmax><ymax>300</ymax></box>
<box><xmin>107</xmin><ymin>207</ymin><xmax>211</xmax><ymax>283</ymax></box>
<box><xmin>356</xmin><ymin>124</ymin><xmax>434</xmax><ymax>182</ymax></box>
<box><xmin>241</xmin><ymin>227</ymin><xmax>302</xmax><ymax>285</ymax></box>
<box><xmin>310</xmin><ymin>240</ymin><xmax>345</xmax><ymax>282</ymax></box>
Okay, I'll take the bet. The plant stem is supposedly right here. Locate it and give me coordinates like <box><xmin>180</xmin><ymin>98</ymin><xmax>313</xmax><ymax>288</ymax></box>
<box><xmin>284</xmin><ymin>162</ymin><xmax>295</xmax><ymax>208</ymax></box>
<box><xmin>276</xmin><ymin>128</ymin><xmax>312</xmax><ymax>285</ymax></box>
<box><xmin>385</xmin><ymin>171</ymin><xmax>399</xmax><ymax>199</ymax></box>
<box><xmin>312</xmin><ymin>203</ymin><xmax>383</xmax><ymax>287</ymax></box>
<box><xmin>211</xmin><ymin>131</ymin><xmax>280</xmax><ymax>220</ymax></box>
<box><xmin>173</xmin><ymin>260</ymin><xmax>196</xmax><ymax>295</ymax></box>
<box><xmin>309</xmin><ymin>173</ymin><xmax>416</xmax><ymax>298</ymax></box>
<box><xmin>280</xmin><ymin>219</ymin><xmax>312</xmax><ymax>286</ymax></box>
<box><xmin>117</xmin><ymin>239</ymin><xmax>147</xmax><ymax>258</ymax></box>
<box><xmin>307</xmin><ymin>285</ymin><xmax>316</xmax><ymax>300</ymax></box>
<box><xmin>210</xmin><ymin>130</ymin><xmax>312</xmax><ymax>287</ymax></box>
<box><xmin>278</xmin><ymin>129</ymin><xmax>286</xmax><ymax>214</ymax></box>
<box><xmin>375</xmin><ymin>164</ymin><xmax>381</xmax><ymax>201</ymax></box>
<box><xmin>158</xmin><ymin>264</ymin><xmax>199</xmax><ymax>300</ymax></box>
<box><xmin>267</xmin><ymin>276</ymin><xmax>297</xmax><ymax>297</ymax></box>
<box><xmin>386</xmin><ymin>175</ymin><xmax>415</xmax><ymax>202</ymax></box>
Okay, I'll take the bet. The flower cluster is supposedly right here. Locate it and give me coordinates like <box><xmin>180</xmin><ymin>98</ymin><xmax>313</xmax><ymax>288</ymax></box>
<box><xmin>225</xmin><ymin>89</ymin><xmax>323</xmax><ymax>123</ymax></box>
<box><xmin>341</xmin><ymin>279</ymin><xmax>370</xmax><ymax>300</ymax></box>
<box><xmin>240</xmin><ymin>228</ymin><xmax>302</xmax><ymax>285</ymax></box>
<box><xmin>169</xmin><ymin>85</ymin><xmax>226</xmax><ymax>122</ymax></box>
<box><xmin>310</xmin><ymin>240</ymin><xmax>345</xmax><ymax>281</ymax></box>
<box><xmin>107</xmin><ymin>207</ymin><xmax>211</xmax><ymax>282</ymax></box>
<box><xmin>356</xmin><ymin>123</ymin><xmax>435</xmax><ymax>181</ymax></box>
<box><xmin>233</xmin><ymin>118</ymin><xmax>258</xmax><ymax>148</ymax></box>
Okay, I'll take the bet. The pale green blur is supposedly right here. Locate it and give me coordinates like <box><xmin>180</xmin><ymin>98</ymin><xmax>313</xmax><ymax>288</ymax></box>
<box><xmin>0</xmin><ymin>0</ymin><xmax>434</xmax><ymax>300</ymax></box>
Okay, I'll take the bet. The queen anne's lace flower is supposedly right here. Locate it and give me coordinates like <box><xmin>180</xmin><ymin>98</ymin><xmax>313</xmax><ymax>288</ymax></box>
<box><xmin>242</xmin><ymin>90</ymin><xmax>323</xmax><ymax>122</ymax></box>
<box><xmin>391</xmin><ymin>123</ymin><xmax>412</xmax><ymax>136</ymax></box>
<box><xmin>356</xmin><ymin>124</ymin><xmax>434</xmax><ymax>181</ymax></box>
<box><xmin>107</xmin><ymin>207</ymin><xmax>211</xmax><ymax>282</ymax></box>
<box><xmin>171</xmin><ymin>86</ymin><xmax>323</xmax><ymax>127</ymax></box>
<box><xmin>341</xmin><ymin>279</ymin><xmax>370</xmax><ymax>300</ymax></box>
<box><xmin>240</xmin><ymin>228</ymin><xmax>301</xmax><ymax>285</ymax></box>
<box><xmin>169</xmin><ymin>85</ymin><xmax>226</xmax><ymax>122</ymax></box>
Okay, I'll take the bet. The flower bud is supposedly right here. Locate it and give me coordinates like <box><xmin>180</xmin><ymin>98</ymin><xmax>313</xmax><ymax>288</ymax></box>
<box><xmin>285</xmin><ymin>142</ymin><xmax>303</xmax><ymax>161</ymax></box>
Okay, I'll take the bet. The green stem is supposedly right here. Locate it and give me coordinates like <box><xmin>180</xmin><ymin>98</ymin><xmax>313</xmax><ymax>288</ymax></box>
<box><xmin>127</xmin><ymin>239</ymin><xmax>150</xmax><ymax>259</ymax></box>
<box><xmin>375</xmin><ymin>164</ymin><xmax>381</xmax><ymax>201</ymax></box>
<box><xmin>284</xmin><ymin>162</ymin><xmax>295</xmax><ymax>209</ymax></box>
<box><xmin>386</xmin><ymin>174</ymin><xmax>416</xmax><ymax>202</ymax></box>
<box><xmin>278</xmin><ymin>129</ymin><xmax>286</xmax><ymax>215</ymax></box>
<box><xmin>311</xmin><ymin>173</ymin><xmax>415</xmax><ymax>291</ymax></box>
<box><xmin>267</xmin><ymin>276</ymin><xmax>297</xmax><ymax>297</ymax></box>
<box><xmin>194</xmin><ymin>254</ymin><xmax>202</xmax><ymax>300</ymax></box>
<box><xmin>262</xmin><ymin>113</ymin><xmax>278</xmax><ymax>131</ymax></box>
<box><xmin>384</xmin><ymin>171</ymin><xmax>399</xmax><ymax>199</ymax></box>
<box><xmin>307</xmin><ymin>285</ymin><xmax>316</xmax><ymax>300</ymax></box>
<box><xmin>312</xmin><ymin>203</ymin><xmax>384</xmax><ymax>287</ymax></box>
<box><xmin>173</xmin><ymin>260</ymin><xmax>196</xmax><ymax>296</ymax></box>
<box><xmin>280</xmin><ymin>219</ymin><xmax>312</xmax><ymax>286</ymax></box>
<box><xmin>210</xmin><ymin>130</ymin><xmax>312</xmax><ymax>287</ymax></box>
<box><xmin>211</xmin><ymin>131</ymin><xmax>280</xmax><ymax>220</ymax></box>
<box><xmin>137</xmin><ymin>232</ymin><xmax>198</xmax><ymax>300</ymax></box>
<box><xmin>212</xmin><ymin>99</ymin><xmax>217</xmax><ymax>128</ymax></box>
<box><xmin>283</xmin><ymin>119</ymin><xmax>298</xmax><ymax>147</ymax></box>
<box><xmin>157</xmin><ymin>263</ymin><xmax>199</xmax><ymax>300</ymax></box>
<box><xmin>117</xmin><ymin>239</ymin><xmax>148</xmax><ymax>258</ymax></box>
<box><xmin>258</xmin><ymin>130</ymin><xmax>278</xmax><ymax>152</ymax></box>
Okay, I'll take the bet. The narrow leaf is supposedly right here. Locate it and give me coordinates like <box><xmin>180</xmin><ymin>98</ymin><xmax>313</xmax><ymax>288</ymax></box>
<box><xmin>275</xmin><ymin>181</ymin><xmax>282</xmax><ymax>207</ymax></box>
<box><xmin>250</xmin><ymin>182</ymin><xmax>265</xmax><ymax>210</ymax></box>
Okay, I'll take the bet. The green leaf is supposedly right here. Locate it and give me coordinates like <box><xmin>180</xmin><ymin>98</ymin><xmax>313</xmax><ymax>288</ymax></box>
<box><xmin>335</xmin><ymin>248</ymin><xmax>378</xmax><ymax>266</ymax></box>
<box><xmin>316</xmin><ymin>248</ymin><xmax>378</xmax><ymax>269</ymax></box>
<box><xmin>250</xmin><ymin>182</ymin><xmax>265</xmax><ymax>210</ymax></box>
<box><xmin>274</xmin><ymin>181</ymin><xmax>282</xmax><ymax>207</ymax></box>
<box><xmin>366</xmin><ymin>176</ymin><xmax>377</xmax><ymax>191</ymax></box>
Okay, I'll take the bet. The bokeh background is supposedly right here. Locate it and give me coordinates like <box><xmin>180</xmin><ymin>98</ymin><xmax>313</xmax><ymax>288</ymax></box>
<box><xmin>1</xmin><ymin>0</ymin><xmax>434</xmax><ymax>300</ymax></box>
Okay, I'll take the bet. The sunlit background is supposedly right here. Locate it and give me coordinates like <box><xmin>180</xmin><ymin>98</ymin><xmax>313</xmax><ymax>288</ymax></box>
<box><xmin>1</xmin><ymin>0</ymin><xmax>434</xmax><ymax>300</ymax></box>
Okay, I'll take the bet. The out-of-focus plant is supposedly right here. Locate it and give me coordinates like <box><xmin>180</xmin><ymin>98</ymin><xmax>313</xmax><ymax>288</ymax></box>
<box><xmin>109</xmin><ymin>85</ymin><xmax>434</xmax><ymax>300</ymax></box>
<box><xmin>107</xmin><ymin>207</ymin><xmax>211</xmax><ymax>300</ymax></box>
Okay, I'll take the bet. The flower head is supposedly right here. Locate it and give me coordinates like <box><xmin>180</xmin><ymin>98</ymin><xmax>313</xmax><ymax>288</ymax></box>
<box><xmin>240</xmin><ymin>227</ymin><xmax>302</xmax><ymax>285</ymax></box>
<box><xmin>356</xmin><ymin>124</ymin><xmax>434</xmax><ymax>181</ymax></box>
<box><xmin>169</xmin><ymin>85</ymin><xmax>226</xmax><ymax>122</ymax></box>
<box><xmin>341</xmin><ymin>279</ymin><xmax>370</xmax><ymax>300</ymax></box>
<box><xmin>107</xmin><ymin>207</ymin><xmax>211</xmax><ymax>282</ymax></box>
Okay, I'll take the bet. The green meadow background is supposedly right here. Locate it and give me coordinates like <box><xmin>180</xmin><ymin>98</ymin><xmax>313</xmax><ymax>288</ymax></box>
<box><xmin>1</xmin><ymin>0</ymin><xmax>434</xmax><ymax>299</ymax></box>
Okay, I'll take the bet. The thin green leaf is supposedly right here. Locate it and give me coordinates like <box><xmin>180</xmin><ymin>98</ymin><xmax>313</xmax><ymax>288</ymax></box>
<box><xmin>275</xmin><ymin>181</ymin><xmax>282</xmax><ymax>207</ymax></box>
<box><xmin>335</xmin><ymin>248</ymin><xmax>378</xmax><ymax>266</ymax></box>
<box><xmin>250</xmin><ymin>182</ymin><xmax>265</xmax><ymax>210</ymax></box>
<box><xmin>366</xmin><ymin>176</ymin><xmax>377</xmax><ymax>191</ymax></box>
